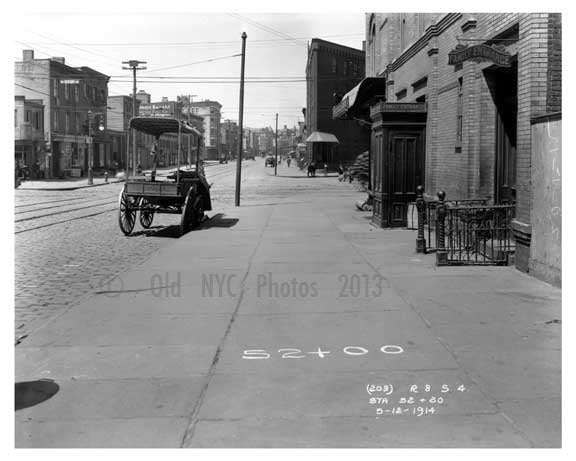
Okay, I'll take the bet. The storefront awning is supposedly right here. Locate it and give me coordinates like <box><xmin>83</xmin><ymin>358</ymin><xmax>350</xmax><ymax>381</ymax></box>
<box><xmin>305</xmin><ymin>132</ymin><xmax>339</xmax><ymax>143</ymax></box>
<box><xmin>332</xmin><ymin>77</ymin><xmax>387</xmax><ymax>119</ymax></box>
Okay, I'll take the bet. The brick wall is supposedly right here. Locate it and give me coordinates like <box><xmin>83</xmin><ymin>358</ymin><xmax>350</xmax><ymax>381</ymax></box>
<box><xmin>307</xmin><ymin>40</ymin><xmax>368</xmax><ymax>164</ymax></box>
<box><xmin>364</xmin><ymin>11</ymin><xmax>561</xmax><ymax>277</ymax></box>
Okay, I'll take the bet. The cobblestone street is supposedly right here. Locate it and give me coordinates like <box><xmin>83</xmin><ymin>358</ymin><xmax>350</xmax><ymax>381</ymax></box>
<box><xmin>15</xmin><ymin>161</ymin><xmax>358</xmax><ymax>342</ymax></box>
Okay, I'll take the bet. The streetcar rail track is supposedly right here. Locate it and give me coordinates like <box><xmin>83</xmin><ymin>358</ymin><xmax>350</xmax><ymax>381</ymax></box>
<box><xmin>15</xmin><ymin>196</ymin><xmax>96</xmax><ymax>208</ymax></box>
<box><xmin>14</xmin><ymin>165</ymin><xmax>237</xmax><ymax>233</ymax></box>
<box><xmin>15</xmin><ymin>198</ymin><xmax>119</xmax><ymax>217</ymax></box>
<box><xmin>15</xmin><ymin>207</ymin><xmax>117</xmax><ymax>234</ymax></box>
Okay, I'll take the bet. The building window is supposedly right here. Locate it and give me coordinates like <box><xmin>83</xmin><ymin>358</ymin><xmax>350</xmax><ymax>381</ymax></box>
<box><xmin>331</xmin><ymin>56</ymin><xmax>337</xmax><ymax>73</ymax></box>
<box><xmin>75</xmin><ymin>85</ymin><xmax>79</xmax><ymax>103</ymax></box>
<box><xmin>25</xmin><ymin>110</ymin><xmax>30</xmax><ymax>122</ymax></box>
<box><xmin>65</xmin><ymin>112</ymin><xmax>71</xmax><ymax>132</ymax></box>
<box><xmin>396</xmin><ymin>89</ymin><xmax>407</xmax><ymax>101</ymax></box>
<box><xmin>34</xmin><ymin>111</ymin><xmax>41</xmax><ymax>129</ymax></box>
<box><xmin>456</xmin><ymin>77</ymin><xmax>463</xmax><ymax>150</ymax></box>
<box><xmin>412</xmin><ymin>76</ymin><xmax>428</xmax><ymax>92</ymax></box>
<box><xmin>65</xmin><ymin>83</ymin><xmax>70</xmax><ymax>100</ymax></box>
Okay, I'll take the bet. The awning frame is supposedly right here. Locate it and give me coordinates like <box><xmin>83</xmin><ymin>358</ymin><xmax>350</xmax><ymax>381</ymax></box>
<box><xmin>332</xmin><ymin>77</ymin><xmax>387</xmax><ymax>120</ymax></box>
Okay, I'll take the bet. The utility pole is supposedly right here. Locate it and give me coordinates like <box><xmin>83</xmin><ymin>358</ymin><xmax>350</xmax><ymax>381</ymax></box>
<box><xmin>87</xmin><ymin>110</ymin><xmax>104</xmax><ymax>185</ymax></box>
<box><xmin>186</xmin><ymin>94</ymin><xmax>196</xmax><ymax>168</ymax></box>
<box><xmin>274</xmin><ymin>113</ymin><xmax>278</xmax><ymax>176</ymax></box>
<box><xmin>87</xmin><ymin>111</ymin><xmax>94</xmax><ymax>185</ymax></box>
<box><xmin>235</xmin><ymin>32</ymin><xmax>247</xmax><ymax>207</ymax></box>
<box><xmin>122</xmin><ymin>60</ymin><xmax>147</xmax><ymax>177</ymax></box>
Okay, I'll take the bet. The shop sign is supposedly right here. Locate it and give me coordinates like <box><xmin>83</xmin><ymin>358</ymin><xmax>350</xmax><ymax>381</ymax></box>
<box><xmin>448</xmin><ymin>44</ymin><xmax>512</xmax><ymax>67</ymax></box>
<box><xmin>378</xmin><ymin>103</ymin><xmax>426</xmax><ymax>113</ymax></box>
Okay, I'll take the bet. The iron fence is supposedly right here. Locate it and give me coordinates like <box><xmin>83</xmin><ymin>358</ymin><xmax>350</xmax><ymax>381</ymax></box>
<box><xmin>413</xmin><ymin>186</ymin><xmax>488</xmax><ymax>255</ymax></box>
<box><xmin>435</xmin><ymin>192</ymin><xmax>515</xmax><ymax>266</ymax></box>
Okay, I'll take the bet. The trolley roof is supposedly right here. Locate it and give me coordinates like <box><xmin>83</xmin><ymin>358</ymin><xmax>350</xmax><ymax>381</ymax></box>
<box><xmin>129</xmin><ymin>117</ymin><xmax>202</xmax><ymax>138</ymax></box>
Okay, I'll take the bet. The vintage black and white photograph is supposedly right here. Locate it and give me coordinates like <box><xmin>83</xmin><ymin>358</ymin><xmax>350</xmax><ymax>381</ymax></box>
<box><xmin>9</xmin><ymin>0</ymin><xmax>565</xmax><ymax>454</ymax></box>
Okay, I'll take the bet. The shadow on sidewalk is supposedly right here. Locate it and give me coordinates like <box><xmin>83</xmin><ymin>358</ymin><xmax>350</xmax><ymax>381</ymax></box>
<box><xmin>126</xmin><ymin>213</ymin><xmax>239</xmax><ymax>238</ymax></box>
<box><xmin>130</xmin><ymin>225</ymin><xmax>181</xmax><ymax>239</ymax></box>
<box><xmin>198</xmin><ymin>213</ymin><xmax>239</xmax><ymax>229</ymax></box>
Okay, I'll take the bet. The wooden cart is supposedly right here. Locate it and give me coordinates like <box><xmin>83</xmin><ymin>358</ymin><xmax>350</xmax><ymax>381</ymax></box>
<box><xmin>118</xmin><ymin>117</ymin><xmax>212</xmax><ymax>236</ymax></box>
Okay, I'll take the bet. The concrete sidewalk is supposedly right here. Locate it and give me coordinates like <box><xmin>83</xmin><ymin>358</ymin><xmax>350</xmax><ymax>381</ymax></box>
<box><xmin>17</xmin><ymin>177</ymin><xmax>124</xmax><ymax>191</ymax></box>
<box><xmin>15</xmin><ymin>192</ymin><xmax>561</xmax><ymax>448</ymax></box>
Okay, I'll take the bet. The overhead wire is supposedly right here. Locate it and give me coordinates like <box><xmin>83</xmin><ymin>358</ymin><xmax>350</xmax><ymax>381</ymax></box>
<box><xmin>14</xmin><ymin>24</ymin><xmax>359</xmax><ymax>124</ymax></box>
<box><xmin>140</xmin><ymin>54</ymin><xmax>242</xmax><ymax>74</ymax></box>
<box><xmin>227</xmin><ymin>13</ymin><xmax>308</xmax><ymax>48</ymax></box>
<box><xmin>22</xmin><ymin>34</ymin><xmax>363</xmax><ymax>47</ymax></box>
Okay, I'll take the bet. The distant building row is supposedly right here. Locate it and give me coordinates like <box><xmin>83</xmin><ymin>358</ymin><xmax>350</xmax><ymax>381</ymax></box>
<box><xmin>14</xmin><ymin>49</ymin><xmax>289</xmax><ymax>178</ymax></box>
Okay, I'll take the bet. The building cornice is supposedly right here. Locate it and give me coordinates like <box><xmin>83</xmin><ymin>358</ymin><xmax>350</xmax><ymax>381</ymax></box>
<box><xmin>384</xmin><ymin>13</ymin><xmax>463</xmax><ymax>75</ymax></box>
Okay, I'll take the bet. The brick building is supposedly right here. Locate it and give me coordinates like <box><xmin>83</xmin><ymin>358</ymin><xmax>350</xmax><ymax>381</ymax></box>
<box><xmin>14</xmin><ymin>96</ymin><xmax>45</xmax><ymax>176</ymax></box>
<box><xmin>107</xmin><ymin>95</ymin><xmax>141</xmax><ymax>170</ymax></box>
<box><xmin>306</xmin><ymin>38</ymin><xmax>370</xmax><ymax>168</ymax></box>
<box><xmin>188</xmin><ymin>100</ymin><xmax>222</xmax><ymax>160</ymax></box>
<box><xmin>15</xmin><ymin>50</ymin><xmax>110</xmax><ymax>178</ymax></box>
<box><xmin>333</xmin><ymin>13</ymin><xmax>562</xmax><ymax>285</ymax></box>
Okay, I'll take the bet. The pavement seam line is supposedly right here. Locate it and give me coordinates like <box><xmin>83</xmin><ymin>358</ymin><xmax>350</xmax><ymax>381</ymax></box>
<box><xmin>179</xmin><ymin>205</ymin><xmax>275</xmax><ymax>448</ymax></box>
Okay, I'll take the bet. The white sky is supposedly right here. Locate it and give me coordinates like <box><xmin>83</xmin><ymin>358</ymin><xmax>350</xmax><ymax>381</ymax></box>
<box><xmin>8</xmin><ymin>0</ymin><xmax>568</xmax><ymax>129</ymax></box>
<box><xmin>10</xmin><ymin>6</ymin><xmax>367</xmax><ymax>129</ymax></box>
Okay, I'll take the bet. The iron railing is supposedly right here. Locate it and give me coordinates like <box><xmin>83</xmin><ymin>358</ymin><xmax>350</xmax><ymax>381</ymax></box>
<box><xmin>435</xmin><ymin>191</ymin><xmax>515</xmax><ymax>266</ymax></box>
<box><xmin>413</xmin><ymin>186</ymin><xmax>488</xmax><ymax>255</ymax></box>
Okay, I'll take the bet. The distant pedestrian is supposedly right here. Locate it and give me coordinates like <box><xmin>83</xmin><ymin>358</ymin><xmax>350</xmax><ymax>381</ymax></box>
<box><xmin>307</xmin><ymin>162</ymin><xmax>316</xmax><ymax>177</ymax></box>
<box><xmin>324</xmin><ymin>163</ymin><xmax>328</xmax><ymax>176</ymax></box>
<box><xmin>287</xmin><ymin>157</ymin><xmax>291</xmax><ymax>167</ymax></box>
<box><xmin>15</xmin><ymin>162</ymin><xmax>21</xmax><ymax>188</ymax></box>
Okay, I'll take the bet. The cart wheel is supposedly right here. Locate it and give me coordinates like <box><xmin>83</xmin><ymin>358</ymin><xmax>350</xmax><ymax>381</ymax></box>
<box><xmin>118</xmin><ymin>185</ymin><xmax>136</xmax><ymax>235</ymax></box>
<box><xmin>180</xmin><ymin>188</ymin><xmax>194</xmax><ymax>236</ymax></box>
<box><xmin>139</xmin><ymin>198</ymin><xmax>154</xmax><ymax>229</ymax></box>
<box><xmin>191</xmin><ymin>194</ymin><xmax>205</xmax><ymax>229</ymax></box>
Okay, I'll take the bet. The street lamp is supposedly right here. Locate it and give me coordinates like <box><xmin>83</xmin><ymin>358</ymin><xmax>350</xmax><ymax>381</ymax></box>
<box><xmin>87</xmin><ymin>110</ymin><xmax>105</xmax><ymax>185</ymax></box>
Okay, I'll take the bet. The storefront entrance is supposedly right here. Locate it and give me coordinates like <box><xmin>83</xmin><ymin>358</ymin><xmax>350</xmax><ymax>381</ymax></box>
<box><xmin>486</xmin><ymin>62</ymin><xmax>518</xmax><ymax>204</ymax></box>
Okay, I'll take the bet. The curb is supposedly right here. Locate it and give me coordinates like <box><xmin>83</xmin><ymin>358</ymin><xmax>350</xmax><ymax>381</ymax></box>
<box><xmin>17</xmin><ymin>179</ymin><xmax>125</xmax><ymax>192</ymax></box>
